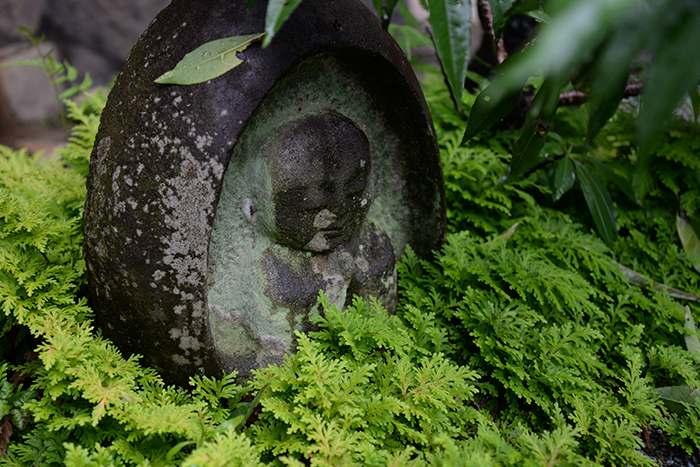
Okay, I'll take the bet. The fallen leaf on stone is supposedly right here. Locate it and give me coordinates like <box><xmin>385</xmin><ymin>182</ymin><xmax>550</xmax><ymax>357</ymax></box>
<box><xmin>155</xmin><ymin>32</ymin><xmax>265</xmax><ymax>85</ymax></box>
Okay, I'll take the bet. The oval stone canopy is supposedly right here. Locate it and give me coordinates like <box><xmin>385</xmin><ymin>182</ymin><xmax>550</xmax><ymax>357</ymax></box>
<box><xmin>83</xmin><ymin>0</ymin><xmax>445</xmax><ymax>386</ymax></box>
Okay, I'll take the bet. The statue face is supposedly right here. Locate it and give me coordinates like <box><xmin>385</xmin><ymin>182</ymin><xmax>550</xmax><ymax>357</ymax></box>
<box><xmin>268</xmin><ymin>112</ymin><xmax>371</xmax><ymax>252</ymax></box>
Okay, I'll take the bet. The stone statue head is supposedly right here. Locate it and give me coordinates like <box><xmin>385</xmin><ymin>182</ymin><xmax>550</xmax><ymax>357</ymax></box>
<box><xmin>254</xmin><ymin>111</ymin><xmax>372</xmax><ymax>252</ymax></box>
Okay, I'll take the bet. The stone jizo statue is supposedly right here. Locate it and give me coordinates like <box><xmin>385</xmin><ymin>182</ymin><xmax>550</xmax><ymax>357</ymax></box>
<box><xmin>207</xmin><ymin>111</ymin><xmax>397</xmax><ymax>375</ymax></box>
<box><xmin>83</xmin><ymin>0</ymin><xmax>445</xmax><ymax>385</ymax></box>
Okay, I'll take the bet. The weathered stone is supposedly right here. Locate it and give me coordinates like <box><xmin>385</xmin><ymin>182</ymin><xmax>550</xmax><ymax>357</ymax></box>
<box><xmin>84</xmin><ymin>0</ymin><xmax>445</xmax><ymax>385</ymax></box>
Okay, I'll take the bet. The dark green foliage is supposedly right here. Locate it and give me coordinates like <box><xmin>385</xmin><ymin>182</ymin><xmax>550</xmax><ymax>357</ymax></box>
<box><xmin>408</xmin><ymin>74</ymin><xmax>700</xmax><ymax>460</ymax></box>
<box><xmin>660</xmin><ymin>403</ymin><xmax>700</xmax><ymax>456</ymax></box>
<box><xmin>475</xmin><ymin>0</ymin><xmax>700</xmax><ymax>160</ymax></box>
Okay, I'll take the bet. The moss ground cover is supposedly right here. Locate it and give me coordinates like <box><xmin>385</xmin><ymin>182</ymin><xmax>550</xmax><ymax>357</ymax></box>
<box><xmin>0</xmin><ymin>68</ymin><xmax>699</xmax><ymax>465</ymax></box>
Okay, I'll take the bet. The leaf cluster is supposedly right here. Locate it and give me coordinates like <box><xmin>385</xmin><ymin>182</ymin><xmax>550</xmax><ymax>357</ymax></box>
<box><xmin>456</xmin><ymin>0</ymin><xmax>700</xmax><ymax>248</ymax></box>
<box><xmin>250</xmin><ymin>294</ymin><xmax>478</xmax><ymax>465</ymax></box>
<box><xmin>475</xmin><ymin>0</ymin><xmax>700</xmax><ymax>155</ymax></box>
<box><xmin>400</xmin><ymin>90</ymin><xmax>700</xmax><ymax>460</ymax></box>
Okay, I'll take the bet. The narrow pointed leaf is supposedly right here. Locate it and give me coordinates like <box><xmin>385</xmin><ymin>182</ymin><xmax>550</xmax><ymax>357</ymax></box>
<box><xmin>574</xmin><ymin>160</ymin><xmax>617</xmax><ymax>246</ymax></box>
<box><xmin>489</xmin><ymin>0</ymin><xmax>543</xmax><ymax>41</ymax></box>
<box><xmin>500</xmin><ymin>221</ymin><xmax>520</xmax><ymax>241</ymax></box>
<box><xmin>653</xmin><ymin>386</ymin><xmax>700</xmax><ymax>415</ymax></box>
<box><xmin>462</xmin><ymin>80</ymin><xmax>521</xmax><ymax>142</ymax></box>
<box><xmin>263</xmin><ymin>0</ymin><xmax>304</xmax><ymax>47</ymax></box>
<box><xmin>691</xmin><ymin>87</ymin><xmax>700</xmax><ymax>123</ymax></box>
<box><xmin>550</xmin><ymin>157</ymin><xmax>575</xmax><ymax>201</ymax></box>
<box><xmin>165</xmin><ymin>441</ymin><xmax>197</xmax><ymax>462</ymax></box>
<box><xmin>396</xmin><ymin>0</ymin><xmax>423</xmax><ymax>28</ymax></box>
<box><xmin>219</xmin><ymin>385</ymin><xmax>267</xmax><ymax>432</ymax></box>
<box><xmin>493</xmin><ymin>0</ymin><xmax>643</xmax><ymax>96</ymax></box>
<box><xmin>428</xmin><ymin>0</ymin><xmax>471</xmax><ymax>112</ymax></box>
<box><xmin>524</xmin><ymin>75</ymin><xmax>563</xmax><ymax>126</ymax></box>
<box><xmin>584</xmin><ymin>6</ymin><xmax>648</xmax><ymax>147</ymax></box>
<box><xmin>579</xmin><ymin>154</ymin><xmax>639</xmax><ymax>205</ymax></box>
<box><xmin>0</xmin><ymin>59</ymin><xmax>44</xmax><ymax>68</ymax></box>
<box><xmin>684</xmin><ymin>306</ymin><xmax>700</xmax><ymax>359</ymax></box>
<box><xmin>525</xmin><ymin>9</ymin><xmax>551</xmax><ymax>24</ymax></box>
<box><xmin>155</xmin><ymin>33</ymin><xmax>265</xmax><ymax>85</ymax></box>
<box><xmin>508</xmin><ymin>120</ymin><xmax>547</xmax><ymax>179</ymax></box>
<box><xmin>638</xmin><ymin>12</ymin><xmax>700</xmax><ymax>159</ymax></box>
<box><xmin>489</xmin><ymin>0</ymin><xmax>516</xmax><ymax>41</ymax></box>
<box><xmin>616</xmin><ymin>262</ymin><xmax>699</xmax><ymax>301</ymax></box>
<box><xmin>586</xmin><ymin>71</ymin><xmax>628</xmax><ymax>148</ymax></box>
<box><xmin>676</xmin><ymin>210</ymin><xmax>700</xmax><ymax>274</ymax></box>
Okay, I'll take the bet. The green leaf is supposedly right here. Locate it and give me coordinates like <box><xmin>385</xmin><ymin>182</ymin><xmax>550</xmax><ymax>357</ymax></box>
<box><xmin>691</xmin><ymin>87</ymin><xmax>700</xmax><ymax>124</ymax></box>
<box><xmin>396</xmin><ymin>0</ymin><xmax>423</xmax><ymax>28</ymax></box>
<box><xmin>578</xmin><ymin>154</ymin><xmax>639</xmax><ymax>205</ymax></box>
<box><xmin>501</xmin><ymin>221</ymin><xmax>520</xmax><ymax>240</ymax></box>
<box><xmin>58</xmin><ymin>74</ymin><xmax>93</xmax><ymax>100</ymax></box>
<box><xmin>219</xmin><ymin>385</ymin><xmax>266</xmax><ymax>432</ymax></box>
<box><xmin>525</xmin><ymin>9</ymin><xmax>551</xmax><ymax>24</ymax></box>
<box><xmin>493</xmin><ymin>0</ymin><xmax>643</xmax><ymax>96</ymax></box>
<box><xmin>586</xmin><ymin>70</ymin><xmax>628</xmax><ymax>148</ymax></box>
<box><xmin>165</xmin><ymin>440</ymin><xmax>197</xmax><ymax>463</ymax></box>
<box><xmin>154</xmin><ymin>33</ymin><xmax>265</xmax><ymax>85</ymax></box>
<box><xmin>64</xmin><ymin>61</ymin><xmax>78</xmax><ymax>81</ymax></box>
<box><xmin>0</xmin><ymin>59</ymin><xmax>44</xmax><ymax>68</ymax></box>
<box><xmin>489</xmin><ymin>0</ymin><xmax>516</xmax><ymax>42</ymax></box>
<box><xmin>583</xmin><ymin>0</ymin><xmax>653</xmax><ymax>147</ymax></box>
<box><xmin>524</xmin><ymin>75</ymin><xmax>563</xmax><ymax>127</ymax></box>
<box><xmin>653</xmin><ymin>386</ymin><xmax>700</xmax><ymax>415</ymax></box>
<box><xmin>508</xmin><ymin>120</ymin><xmax>548</xmax><ymax>179</ymax></box>
<box><xmin>263</xmin><ymin>0</ymin><xmax>304</xmax><ymax>47</ymax></box>
<box><xmin>462</xmin><ymin>78</ymin><xmax>521</xmax><ymax>142</ymax></box>
<box><xmin>638</xmin><ymin>12</ymin><xmax>700</xmax><ymax>159</ymax></box>
<box><xmin>389</xmin><ymin>24</ymin><xmax>433</xmax><ymax>61</ymax></box>
<box><xmin>684</xmin><ymin>306</ymin><xmax>700</xmax><ymax>359</ymax></box>
<box><xmin>574</xmin><ymin>160</ymin><xmax>617</xmax><ymax>247</ymax></box>
<box><xmin>550</xmin><ymin>157</ymin><xmax>575</xmax><ymax>202</ymax></box>
<box><xmin>676</xmin><ymin>210</ymin><xmax>700</xmax><ymax>274</ymax></box>
<box><xmin>428</xmin><ymin>0</ymin><xmax>471</xmax><ymax>113</ymax></box>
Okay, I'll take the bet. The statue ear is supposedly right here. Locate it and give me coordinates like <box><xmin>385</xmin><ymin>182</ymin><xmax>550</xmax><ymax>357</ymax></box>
<box><xmin>242</xmin><ymin>197</ymin><xmax>257</xmax><ymax>225</ymax></box>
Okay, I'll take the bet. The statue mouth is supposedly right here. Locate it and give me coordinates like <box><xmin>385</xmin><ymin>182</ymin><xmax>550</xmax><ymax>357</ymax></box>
<box><xmin>322</xmin><ymin>216</ymin><xmax>351</xmax><ymax>236</ymax></box>
<box><xmin>320</xmin><ymin>228</ymin><xmax>344</xmax><ymax>238</ymax></box>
